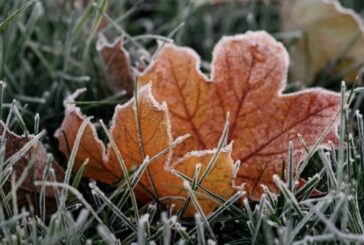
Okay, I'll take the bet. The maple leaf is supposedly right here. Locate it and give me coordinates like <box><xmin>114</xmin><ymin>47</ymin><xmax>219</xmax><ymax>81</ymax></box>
<box><xmin>0</xmin><ymin>121</ymin><xmax>64</xmax><ymax>207</ymax></box>
<box><xmin>97</xmin><ymin>35</ymin><xmax>134</xmax><ymax>95</ymax></box>
<box><xmin>283</xmin><ymin>0</ymin><xmax>364</xmax><ymax>83</ymax></box>
<box><xmin>139</xmin><ymin>31</ymin><xmax>340</xmax><ymax>199</ymax></box>
<box><xmin>55</xmin><ymin>85</ymin><xmax>234</xmax><ymax>216</ymax></box>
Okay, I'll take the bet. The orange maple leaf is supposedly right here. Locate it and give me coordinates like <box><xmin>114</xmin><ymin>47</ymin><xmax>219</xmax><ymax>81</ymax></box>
<box><xmin>55</xmin><ymin>85</ymin><xmax>234</xmax><ymax>216</ymax></box>
<box><xmin>139</xmin><ymin>31</ymin><xmax>340</xmax><ymax>199</ymax></box>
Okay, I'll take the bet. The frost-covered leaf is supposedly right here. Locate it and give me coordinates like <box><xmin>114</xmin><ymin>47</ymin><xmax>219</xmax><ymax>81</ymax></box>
<box><xmin>139</xmin><ymin>31</ymin><xmax>340</xmax><ymax>199</ymax></box>
<box><xmin>97</xmin><ymin>35</ymin><xmax>134</xmax><ymax>95</ymax></box>
<box><xmin>0</xmin><ymin>122</ymin><xmax>64</xmax><ymax>205</ymax></box>
<box><xmin>55</xmin><ymin>85</ymin><xmax>234</xmax><ymax>216</ymax></box>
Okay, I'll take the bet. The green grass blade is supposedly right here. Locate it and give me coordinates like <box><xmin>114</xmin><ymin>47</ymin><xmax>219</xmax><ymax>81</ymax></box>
<box><xmin>0</xmin><ymin>1</ymin><xmax>35</xmax><ymax>32</ymax></box>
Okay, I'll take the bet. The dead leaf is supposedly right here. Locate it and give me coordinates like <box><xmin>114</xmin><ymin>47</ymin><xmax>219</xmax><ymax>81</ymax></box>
<box><xmin>0</xmin><ymin>121</ymin><xmax>64</xmax><ymax>207</ymax></box>
<box><xmin>55</xmin><ymin>85</ymin><xmax>234</xmax><ymax>216</ymax></box>
<box><xmin>283</xmin><ymin>0</ymin><xmax>364</xmax><ymax>83</ymax></box>
<box><xmin>97</xmin><ymin>35</ymin><xmax>134</xmax><ymax>95</ymax></box>
<box><xmin>171</xmin><ymin>147</ymin><xmax>234</xmax><ymax>216</ymax></box>
<box><xmin>139</xmin><ymin>31</ymin><xmax>340</xmax><ymax>199</ymax></box>
<box><xmin>55</xmin><ymin>89</ymin><xmax>114</xmax><ymax>185</ymax></box>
